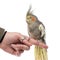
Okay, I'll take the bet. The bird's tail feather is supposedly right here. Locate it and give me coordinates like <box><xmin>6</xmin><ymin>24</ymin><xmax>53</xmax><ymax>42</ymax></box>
<box><xmin>34</xmin><ymin>46</ymin><xmax>48</xmax><ymax>60</ymax></box>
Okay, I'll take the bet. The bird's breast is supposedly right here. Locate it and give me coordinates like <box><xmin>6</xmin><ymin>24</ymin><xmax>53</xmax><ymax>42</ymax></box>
<box><xmin>29</xmin><ymin>26</ymin><xmax>41</xmax><ymax>40</ymax></box>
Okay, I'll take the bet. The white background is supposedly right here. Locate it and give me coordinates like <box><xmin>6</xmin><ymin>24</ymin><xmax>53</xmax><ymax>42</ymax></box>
<box><xmin>0</xmin><ymin>0</ymin><xmax>60</xmax><ymax>60</ymax></box>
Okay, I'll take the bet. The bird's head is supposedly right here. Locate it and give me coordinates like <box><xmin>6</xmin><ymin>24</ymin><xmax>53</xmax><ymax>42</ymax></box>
<box><xmin>26</xmin><ymin>6</ymin><xmax>37</xmax><ymax>24</ymax></box>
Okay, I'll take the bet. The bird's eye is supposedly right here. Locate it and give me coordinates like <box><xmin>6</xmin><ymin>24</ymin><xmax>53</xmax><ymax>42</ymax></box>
<box><xmin>29</xmin><ymin>16</ymin><xmax>31</xmax><ymax>18</ymax></box>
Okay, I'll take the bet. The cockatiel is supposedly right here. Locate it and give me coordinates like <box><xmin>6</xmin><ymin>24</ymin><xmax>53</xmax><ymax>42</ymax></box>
<box><xmin>26</xmin><ymin>6</ymin><xmax>48</xmax><ymax>60</ymax></box>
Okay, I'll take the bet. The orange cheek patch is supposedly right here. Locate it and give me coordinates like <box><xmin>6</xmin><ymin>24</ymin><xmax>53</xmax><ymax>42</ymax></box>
<box><xmin>32</xmin><ymin>17</ymin><xmax>35</xmax><ymax>21</ymax></box>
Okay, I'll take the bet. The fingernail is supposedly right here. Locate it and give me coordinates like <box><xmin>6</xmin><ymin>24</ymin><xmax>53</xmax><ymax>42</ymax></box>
<box><xmin>44</xmin><ymin>45</ymin><xmax>48</xmax><ymax>49</ymax></box>
<box><xmin>26</xmin><ymin>46</ymin><xmax>30</xmax><ymax>50</ymax></box>
<box><xmin>41</xmin><ymin>44</ymin><xmax>48</xmax><ymax>49</ymax></box>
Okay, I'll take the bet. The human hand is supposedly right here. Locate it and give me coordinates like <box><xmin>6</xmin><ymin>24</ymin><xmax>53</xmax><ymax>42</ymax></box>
<box><xmin>0</xmin><ymin>32</ymin><xmax>48</xmax><ymax>56</ymax></box>
<box><xmin>0</xmin><ymin>32</ymin><xmax>30</xmax><ymax>56</ymax></box>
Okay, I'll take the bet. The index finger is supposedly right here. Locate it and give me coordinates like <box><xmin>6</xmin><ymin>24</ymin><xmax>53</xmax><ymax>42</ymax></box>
<box><xmin>29</xmin><ymin>38</ymin><xmax>48</xmax><ymax>49</ymax></box>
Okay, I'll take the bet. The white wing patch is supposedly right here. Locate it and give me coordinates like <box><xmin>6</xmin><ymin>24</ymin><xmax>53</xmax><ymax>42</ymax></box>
<box><xmin>39</xmin><ymin>24</ymin><xmax>45</xmax><ymax>37</ymax></box>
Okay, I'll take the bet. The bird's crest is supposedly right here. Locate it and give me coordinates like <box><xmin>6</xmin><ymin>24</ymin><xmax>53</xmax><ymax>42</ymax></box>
<box><xmin>27</xmin><ymin>5</ymin><xmax>33</xmax><ymax>16</ymax></box>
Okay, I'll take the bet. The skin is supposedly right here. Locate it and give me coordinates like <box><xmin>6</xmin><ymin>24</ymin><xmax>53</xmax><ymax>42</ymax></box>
<box><xmin>0</xmin><ymin>32</ymin><xmax>48</xmax><ymax>56</ymax></box>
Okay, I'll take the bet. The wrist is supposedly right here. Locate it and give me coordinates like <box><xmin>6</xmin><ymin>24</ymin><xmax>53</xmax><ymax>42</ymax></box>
<box><xmin>0</xmin><ymin>27</ymin><xmax>7</xmax><ymax>43</ymax></box>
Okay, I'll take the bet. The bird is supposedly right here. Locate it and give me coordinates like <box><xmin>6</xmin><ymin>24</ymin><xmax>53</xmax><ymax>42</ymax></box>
<box><xmin>26</xmin><ymin>6</ymin><xmax>48</xmax><ymax>60</ymax></box>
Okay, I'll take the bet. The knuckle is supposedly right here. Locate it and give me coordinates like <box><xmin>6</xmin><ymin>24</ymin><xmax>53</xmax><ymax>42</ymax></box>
<box><xmin>20</xmin><ymin>45</ymin><xmax>24</xmax><ymax>49</ymax></box>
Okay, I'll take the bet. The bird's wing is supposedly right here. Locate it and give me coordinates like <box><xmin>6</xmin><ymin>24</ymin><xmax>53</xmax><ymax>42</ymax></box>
<box><xmin>38</xmin><ymin>23</ymin><xmax>45</xmax><ymax>38</ymax></box>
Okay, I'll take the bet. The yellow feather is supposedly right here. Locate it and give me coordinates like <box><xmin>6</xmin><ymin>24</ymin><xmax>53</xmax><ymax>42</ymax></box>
<box><xmin>34</xmin><ymin>46</ymin><xmax>48</xmax><ymax>60</ymax></box>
